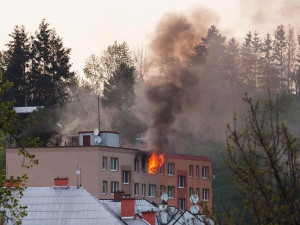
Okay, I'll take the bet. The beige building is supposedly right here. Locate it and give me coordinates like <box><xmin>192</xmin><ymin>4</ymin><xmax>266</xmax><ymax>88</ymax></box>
<box><xmin>6</xmin><ymin>131</ymin><xmax>212</xmax><ymax>211</ymax></box>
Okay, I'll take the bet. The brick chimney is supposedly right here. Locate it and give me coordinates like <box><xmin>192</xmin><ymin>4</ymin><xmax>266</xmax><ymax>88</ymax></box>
<box><xmin>142</xmin><ymin>211</ymin><xmax>156</xmax><ymax>225</ymax></box>
<box><xmin>121</xmin><ymin>198</ymin><xmax>135</xmax><ymax>219</ymax></box>
<box><xmin>54</xmin><ymin>177</ymin><xmax>69</xmax><ymax>187</ymax></box>
<box><xmin>113</xmin><ymin>191</ymin><xmax>125</xmax><ymax>201</ymax></box>
<box><xmin>3</xmin><ymin>179</ymin><xmax>21</xmax><ymax>188</ymax></box>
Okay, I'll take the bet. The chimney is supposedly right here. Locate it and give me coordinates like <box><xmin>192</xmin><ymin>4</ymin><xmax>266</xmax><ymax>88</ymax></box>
<box><xmin>142</xmin><ymin>211</ymin><xmax>156</xmax><ymax>225</ymax></box>
<box><xmin>3</xmin><ymin>179</ymin><xmax>21</xmax><ymax>188</ymax></box>
<box><xmin>113</xmin><ymin>191</ymin><xmax>125</xmax><ymax>201</ymax></box>
<box><xmin>121</xmin><ymin>198</ymin><xmax>135</xmax><ymax>219</ymax></box>
<box><xmin>54</xmin><ymin>177</ymin><xmax>69</xmax><ymax>187</ymax></box>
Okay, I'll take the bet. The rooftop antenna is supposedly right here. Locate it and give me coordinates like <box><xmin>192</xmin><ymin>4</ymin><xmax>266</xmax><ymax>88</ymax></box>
<box><xmin>76</xmin><ymin>159</ymin><xmax>81</xmax><ymax>188</ymax></box>
<box><xmin>97</xmin><ymin>95</ymin><xmax>101</xmax><ymax>131</ymax></box>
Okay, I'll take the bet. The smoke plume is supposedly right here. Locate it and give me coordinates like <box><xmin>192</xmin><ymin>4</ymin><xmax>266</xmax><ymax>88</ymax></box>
<box><xmin>144</xmin><ymin>8</ymin><xmax>219</xmax><ymax>153</ymax></box>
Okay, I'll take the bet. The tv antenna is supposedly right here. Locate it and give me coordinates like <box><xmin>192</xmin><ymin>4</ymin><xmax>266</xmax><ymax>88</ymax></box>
<box><xmin>97</xmin><ymin>95</ymin><xmax>101</xmax><ymax>131</ymax></box>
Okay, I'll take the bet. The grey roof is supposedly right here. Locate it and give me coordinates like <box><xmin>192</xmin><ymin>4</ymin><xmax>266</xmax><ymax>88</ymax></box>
<box><xmin>7</xmin><ymin>186</ymin><xmax>124</xmax><ymax>225</ymax></box>
<box><xmin>100</xmin><ymin>199</ymin><xmax>158</xmax><ymax>225</ymax></box>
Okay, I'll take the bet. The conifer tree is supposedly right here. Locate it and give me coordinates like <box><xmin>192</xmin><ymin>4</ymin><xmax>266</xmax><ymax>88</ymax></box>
<box><xmin>273</xmin><ymin>25</ymin><xmax>287</xmax><ymax>91</ymax></box>
<box><xmin>260</xmin><ymin>33</ymin><xmax>278</xmax><ymax>90</ymax></box>
<box><xmin>286</xmin><ymin>25</ymin><xmax>296</xmax><ymax>94</ymax></box>
<box><xmin>224</xmin><ymin>38</ymin><xmax>241</xmax><ymax>94</ymax></box>
<box><xmin>30</xmin><ymin>19</ymin><xmax>74</xmax><ymax>107</ymax></box>
<box><xmin>3</xmin><ymin>26</ymin><xmax>30</xmax><ymax>106</ymax></box>
<box><xmin>241</xmin><ymin>31</ymin><xmax>255</xmax><ymax>88</ymax></box>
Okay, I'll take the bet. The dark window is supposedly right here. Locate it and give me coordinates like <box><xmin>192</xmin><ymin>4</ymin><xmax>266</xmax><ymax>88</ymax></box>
<box><xmin>168</xmin><ymin>186</ymin><xmax>175</xmax><ymax>198</ymax></box>
<box><xmin>83</xmin><ymin>135</ymin><xmax>90</xmax><ymax>146</ymax></box>
<box><xmin>168</xmin><ymin>163</ymin><xmax>175</xmax><ymax>175</ymax></box>
<box><xmin>111</xmin><ymin>181</ymin><xmax>119</xmax><ymax>193</ymax></box>
<box><xmin>196</xmin><ymin>166</ymin><xmax>199</xmax><ymax>178</ymax></box>
<box><xmin>142</xmin><ymin>184</ymin><xmax>146</xmax><ymax>196</ymax></box>
<box><xmin>149</xmin><ymin>184</ymin><xmax>156</xmax><ymax>197</ymax></box>
<box><xmin>103</xmin><ymin>181</ymin><xmax>107</xmax><ymax>194</ymax></box>
<box><xmin>203</xmin><ymin>188</ymin><xmax>209</xmax><ymax>201</ymax></box>
<box><xmin>134</xmin><ymin>183</ymin><xmax>139</xmax><ymax>196</ymax></box>
<box><xmin>134</xmin><ymin>159</ymin><xmax>139</xmax><ymax>173</ymax></box>
<box><xmin>189</xmin><ymin>165</ymin><xmax>193</xmax><ymax>177</ymax></box>
<box><xmin>178</xmin><ymin>176</ymin><xmax>185</xmax><ymax>188</ymax></box>
<box><xmin>102</xmin><ymin>157</ymin><xmax>107</xmax><ymax>170</ymax></box>
<box><xmin>202</xmin><ymin>166</ymin><xmax>209</xmax><ymax>178</ymax></box>
<box><xmin>111</xmin><ymin>158</ymin><xmax>118</xmax><ymax>171</ymax></box>
<box><xmin>123</xmin><ymin>170</ymin><xmax>130</xmax><ymax>184</ymax></box>
<box><xmin>178</xmin><ymin>198</ymin><xmax>185</xmax><ymax>210</ymax></box>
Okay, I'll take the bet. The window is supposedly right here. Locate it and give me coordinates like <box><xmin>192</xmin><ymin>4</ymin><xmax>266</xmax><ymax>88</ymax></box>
<box><xmin>160</xmin><ymin>185</ymin><xmax>165</xmax><ymax>195</ymax></box>
<box><xmin>189</xmin><ymin>187</ymin><xmax>194</xmax><ymax>196</ymax></box>
<box><xmin>160</xmin><ymin>165</ymin><xmax>164</xmax><ymax>175</ymax></box>
<box><xmin>202</xmin><ymin>166</ymin><xmax>209</xmax><ymax>178</ymax></box>
<box><xmin>134</xmin><ymin>183</ymin><xmax>139</xmax><ymax>196</ymax></box>
<box><xmin>111</xmin><ymin>181</ymin><xmax>119</xmax><ymax>194</ymax></box>
<box><xmin>149</xmin><ymin>184</ymin><xmax>156</xmax><ymax>197</ymax></box>
<box><xmin>103</xmin><ymin>181</ymin><xmax>107</xmax><ymax>194</ymax></box>
<box><xmin>134</xmin><ymin>159</ymin><xmax>139</xmax><ymax>173</ymax></box>
<box><xmin>196</xmin><ymin>166</ymin><xmax>199</xmax><ymax>178</ymax></box>
<box><xmin>167</xmin><ymin>186</ymin><xmax>175</xmax><ymax>198</ymax></box>
<box><xmin>123</xmin><ymin>170</ymin><xmax>130</xmax><ymax>184</ymax></box>
<box><xmin>111</xmin><ymin>158</ymin><xmax>118</xmax><ymax>171</ymax></box>
<box><xmin>189</xmin><ymin>165</ymin><xmax>193</xmax><ymax>177</ymax></box>
<box><xmin>203</xmin><ymin>188</ymin><xmax>209</xmax><ymax>201</ymax></box>
<box><xmin>102</xmin><ymin>157</ymin><xmax>107</xmax><ymax>170</ymax></box>
<box><xmin>196</xmin><ymin>188</ymin><xmax>200</xmax><ymax>197</ymax></box>
<box><xmin>178</xmin><ymin>176</ymin><xmax>185</xmax><ymax>188</ymax></box>
<box><xmin>142</xmin><ymin>184</ymin><xmax>146</xmax><ymax>197</ymax></box>
<box><xmin>168</xmin><ymin>163</ymin><xmax>175</xmax><ymax>176</ymax></box>
<box><xmin>178</xmin><ymin>198</ymin><xmax>185</xmax><ymax>210</ymax></box>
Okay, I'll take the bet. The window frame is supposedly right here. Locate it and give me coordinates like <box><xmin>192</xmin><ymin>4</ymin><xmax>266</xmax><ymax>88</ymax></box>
<box><xmin>189</xmin><ymin>165</ymin><xmax>193</xmax><ymax>177</ymax></box>
<box><xmin>111</xmin><ymin>181</ymin><xmax>119</xmax><ymax>194</ymax></box>
<box><xmin>167</xmin><ymin>163</ymin><xmax>175</xmax><ymax>176</ymax></box>
<box><xmin>102</xmin><ymin>157</ymin><xmax>107</xmax><ymax>170</ymax></box>
<box><xmin>202</xmin><ymin>188</ymin><xmax>209</xmax><ymax>201</ymax></box>
<box><xmin>134</xmin><ymin>159</ymin><xmax>139</xmax><ymax>173</ymax></box>
<box><xmin>196</xmin><ymin>165</ymin><xmax>199</xmax><ymax>178</ymax></box>
<box><xmin>149</xmin><ymin>184</ymin><xmax>156</xmax><ymax>197</ymax></box>
<box><xmin>178</xmin><ymin>176</ymin><xmax>185</xmax><ymax>188</ymax></box>
<box><xmin>167</xmin><ymin>186</ymin><xmax>175</xmax><ymax>198</ymax></box>
<box><xmin>142</xmin><ymin>184</ymin><xmax>146</xmax><ymax>197</ymax></box>
<box><xmin>178</xmin><ymin>198</ymin><xmax>185</xmax><ymax>210</ymax></box>
<box><xmin>122</xmin><ymin>170</ymin><xmax>130</xmax><ymax>184</ymax></box>
<box><xmin>202</xmin><ymin>166</ymin><xmax>209</xmax><ymax>179</ymax></box>
<box><xmin>134</xmin><ymin>183</ymin><xmax>139</xmax><ymax>196</ymax></box>
<box><xmin>196</xmin><ymin>188</ymin><xmax>200</xmax><ymax>197</ymax></box>
<box><xmin>110</xmin><ymin>157</ymin><xmax>118</xmax><ymax>171</ymax></box>
<box><xmin>103</xmin><ymin>180</ymin><xmax>107</xmax><ymax>195</ymax></box>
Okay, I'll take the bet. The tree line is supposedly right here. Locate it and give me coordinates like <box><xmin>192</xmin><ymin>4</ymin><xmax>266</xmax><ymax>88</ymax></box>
<box><xmin>0</xmin><ymin>19</ymin><xmax>74</xmax><ymax>108</ymax></box>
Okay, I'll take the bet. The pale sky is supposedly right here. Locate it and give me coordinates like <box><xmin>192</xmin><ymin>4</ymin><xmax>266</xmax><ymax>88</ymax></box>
<box><xmin>1</xmin><ymin>0</ymin><xmax>298</xmax><ymax>74</ymax></box>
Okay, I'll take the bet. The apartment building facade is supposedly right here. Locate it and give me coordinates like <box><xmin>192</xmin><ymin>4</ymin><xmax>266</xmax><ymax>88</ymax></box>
<box><xmin>6</xmin><ymin>131</ymin><xmax>212</xmax><ymax>211</ymax></box>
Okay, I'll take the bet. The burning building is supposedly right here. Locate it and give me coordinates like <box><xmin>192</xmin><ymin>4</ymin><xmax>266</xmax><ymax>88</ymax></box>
<box><xmin>6</xmin><ymin>130</ymin><xmax>212</xmax><ymax>211</ymax></box>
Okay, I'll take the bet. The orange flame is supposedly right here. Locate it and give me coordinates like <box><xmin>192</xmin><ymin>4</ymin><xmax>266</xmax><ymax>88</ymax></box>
<box><xmin>148</xmin><ymin>153</ymin><xmax>165</xmax><ymax>174</ymax></box>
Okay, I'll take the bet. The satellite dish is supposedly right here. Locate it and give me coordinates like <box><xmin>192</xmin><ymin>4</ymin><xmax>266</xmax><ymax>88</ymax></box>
<box><xmin>189</xmin><ymin>194</ymin><xmax>199</xmax><ymax>204</ymax></box>
<box><xmin>190</xmin><ymin>205</ymin><xmax>199</xmax><ymax>214</ymax></box>
<box><xmin>161</xmin><ymin>193</ymin><xmax>168</xmax><ymax>202</ymax></box>
<box><xmin>94</xmin><ymin>136</ymin><xmax>102</xmax><ymax>144</ymax></box>
<box><xmin>93</xmin><ymin>128</ymin><xmax>99</xmax><ymax>136</ymax></box>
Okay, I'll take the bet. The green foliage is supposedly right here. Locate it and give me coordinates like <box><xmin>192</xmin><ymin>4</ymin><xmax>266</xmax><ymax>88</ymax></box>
<box><xmin>0</xmin><ymin>68</ymin><xmax>40</xmax><ymax>223</ymax></box>
<box><xmin>223</xmin><ymin>92</ymin><xmax>300</xmax><ymax>225</ymax></box>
